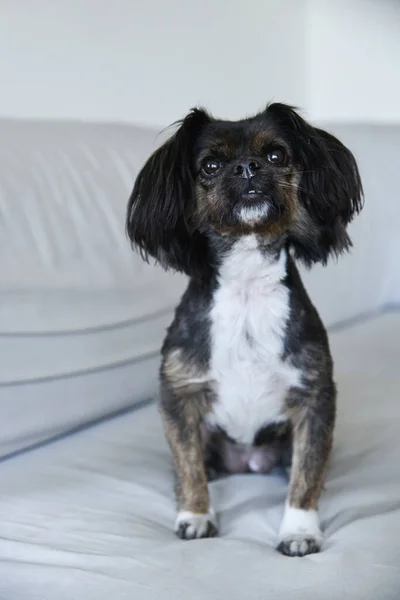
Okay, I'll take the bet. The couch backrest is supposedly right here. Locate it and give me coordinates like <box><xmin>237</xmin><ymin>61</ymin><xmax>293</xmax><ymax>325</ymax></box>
<box><xmin>0</xmin><ymin>119</ymin><xmax>187</xmax><ymax>334</ymax></box>
<box><xmin>1</xmin><ymin>119</ymin><xmax>399</xmax><ymax>334</ymax></box>
<box><xmin>301</xmin><ymin>123</ymin><xmax>400</xmax><ymax>326</ymax></box>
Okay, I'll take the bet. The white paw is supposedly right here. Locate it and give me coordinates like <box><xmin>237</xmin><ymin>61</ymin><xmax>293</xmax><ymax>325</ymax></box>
<box><xmin>277</xmin><ymin>505</ymin><xmax>322</xmax><ymax>557</ymax></box>
<box><xmin>175</xmin><ymin>509</ymin><xmax>218</xmax><ymax>540</ymax></box>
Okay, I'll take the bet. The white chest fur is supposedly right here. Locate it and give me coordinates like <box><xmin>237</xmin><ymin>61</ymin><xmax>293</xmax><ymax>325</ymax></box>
<box><xmin>207</xmin><ymin>237</ymin><xmax>301</xmax><ymax>444</ymax></box>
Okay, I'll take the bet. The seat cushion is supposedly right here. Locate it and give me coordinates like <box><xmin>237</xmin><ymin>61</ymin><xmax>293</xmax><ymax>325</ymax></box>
<box><xmin>1</xmin><ymin>311</ymin><xmax>399</xmax><ymax>599</ymax></box>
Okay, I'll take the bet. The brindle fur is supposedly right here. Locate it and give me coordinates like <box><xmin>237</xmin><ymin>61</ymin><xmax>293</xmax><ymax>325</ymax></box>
<box><xmin>161</xmin><ymin>351</ymin><xmax>212</xmax><ymax>522</ymax></box>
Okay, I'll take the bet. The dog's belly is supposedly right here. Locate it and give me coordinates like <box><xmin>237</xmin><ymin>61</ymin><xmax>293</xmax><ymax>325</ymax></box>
<box><xmin>202</xmin><ymin>421</ymin><xmax>293</xmax><ymax>475</ymax></box>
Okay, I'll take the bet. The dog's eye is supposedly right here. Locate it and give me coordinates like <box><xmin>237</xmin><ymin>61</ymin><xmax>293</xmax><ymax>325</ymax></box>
<box><xmin>201</xmin><ymin>158</ymin><xmax>221</xmax><ymax>176</ymax></box>
<box><xmin>266</xmin><ymin>148</ymin><xmax>286</xmax><ymax>166</ymax></box>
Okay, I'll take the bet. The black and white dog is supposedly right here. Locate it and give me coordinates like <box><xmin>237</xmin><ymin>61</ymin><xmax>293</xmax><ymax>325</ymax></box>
<box><xmin>126</xmin><ymin>103</ymin><xmax>363</xmax><ymax>557</ymax></box>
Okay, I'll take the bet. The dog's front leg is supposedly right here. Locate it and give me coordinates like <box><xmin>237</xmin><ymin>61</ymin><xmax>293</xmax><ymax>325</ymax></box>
<box><xmin>160</xmin><ymin>383</ymin><xmax>217</xmax><ymax>540</ymax></box>
<box><xmin>277</xmin><ymin>387</ymin><xmax>335</xmax><ymax>557</ymax></box>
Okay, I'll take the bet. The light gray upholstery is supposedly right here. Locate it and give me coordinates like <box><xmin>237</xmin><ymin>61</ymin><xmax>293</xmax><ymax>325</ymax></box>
<box><xmin>0</xmin><ymin>120</ymin><xmax>185</xmax><ymax>456</ymax></box>
<box><xmin>1</xmin><ymin>313</ymin><xmax>399</xmax><ymax>599</ymax></box>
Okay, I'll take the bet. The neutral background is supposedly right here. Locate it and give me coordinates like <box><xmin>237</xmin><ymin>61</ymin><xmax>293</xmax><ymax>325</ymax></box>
<box><xmin>1</xmin><ymin>0</ymin><xmax>400</xmax><ymax>128</ymax></box>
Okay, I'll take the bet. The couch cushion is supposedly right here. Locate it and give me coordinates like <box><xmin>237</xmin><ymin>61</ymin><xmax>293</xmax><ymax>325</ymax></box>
<box><xmin>0</xmin><ymin>119</ymin><xmax>186</xmax><ymax>330</ymax></box>
<box><xmin>301</xmin><ymin>123</ymin><xmax>400</xmax><ymax>325</ymax></box>
<box><xmin>0</xmin><ymin>119</ymin><xmax>186</xmax><ymax>456</ymax></box>
<box><xmin>1</xmin><ymin>311</ymin><xmax>399</xmax><ymax>600</ymax></box>
<box><xmin>0</xmin><ymin>119</ymin><xmax>160</xmax><ymax>291</ymax></box>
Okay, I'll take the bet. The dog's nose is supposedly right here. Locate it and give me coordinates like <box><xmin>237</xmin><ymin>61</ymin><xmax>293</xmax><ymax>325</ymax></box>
<box><xmin>233</xmin><ymin>160</ymin><xmax>261</xmax><ymax>179</ymax></box>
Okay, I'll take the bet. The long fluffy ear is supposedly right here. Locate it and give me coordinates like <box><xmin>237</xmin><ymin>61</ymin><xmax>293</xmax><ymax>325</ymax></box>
<box><xmin>126</xmin><ymin>108</ymin><xmax>211</xmax><ymax>275</ymax></box>
<box><xmin>266</xmin><ymin>103</ymin><xmax>364</xmax><ymax>265</ymax></box>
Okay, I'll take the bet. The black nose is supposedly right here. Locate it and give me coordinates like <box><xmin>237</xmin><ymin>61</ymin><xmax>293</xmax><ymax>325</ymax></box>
<box><xmin>233</xmin><ymin>160</ymin><xmax>261</xmax><ymax>179</ymax></box>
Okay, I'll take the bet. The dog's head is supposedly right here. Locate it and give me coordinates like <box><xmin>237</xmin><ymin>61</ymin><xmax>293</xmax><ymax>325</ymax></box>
<box><xmin>126</xmin><ymin>103</ymin><xmax>363</xmax><ymax>275</ymax></box>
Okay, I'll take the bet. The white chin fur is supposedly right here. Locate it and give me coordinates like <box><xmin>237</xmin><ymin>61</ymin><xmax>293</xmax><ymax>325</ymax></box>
<box><xmin>278</xmin><ymin>504</ymin><xmax>322</xmax><ymax>544</ymax></box>
<box><xmin>238</xmin><ymin>204</ymin><xmax>269</xmax><ymax>223</ymax></box>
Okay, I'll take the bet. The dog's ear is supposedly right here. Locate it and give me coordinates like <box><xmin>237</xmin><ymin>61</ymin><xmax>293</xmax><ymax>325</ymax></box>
<box><xmin>266</xmin><ymin>103</ymin><xmax>364</xmax><ymax>265</ymax></box>
<box><xmin>126</xmin><ymin>108</ymin><xmax>211</xmax><ymax>275</ymax></box>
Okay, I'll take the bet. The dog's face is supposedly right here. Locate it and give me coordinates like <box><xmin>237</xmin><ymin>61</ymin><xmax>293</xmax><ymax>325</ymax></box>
<box><xmin>127</xmin><ymin>103</ymin><xmax>363</xmax><ymax>275</ymax></box>
<box><xmin>194</xmin><ymin>118</ymin><xmax>298</xmax><ymax>236</ymax></box>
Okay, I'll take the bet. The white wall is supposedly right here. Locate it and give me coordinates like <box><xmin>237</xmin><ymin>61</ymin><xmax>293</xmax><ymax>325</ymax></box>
<box><xmin>2</xmin><ymin>0</ymin><xmax>400</xmax><ymax>127</ymax></box>
<box><xmin>307</xmin><ymin>0</ymin><xmax>400</xmax><ymax>123</ymax></box>
<box><xmin>0</xmin><ymin>0</ymin><xmax>307</xmax><ymax>128</ymax></box>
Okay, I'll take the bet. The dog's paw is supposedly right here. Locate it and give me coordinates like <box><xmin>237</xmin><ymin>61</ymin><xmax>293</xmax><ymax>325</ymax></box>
<box><xmin>277</xmin><ymin>535</ymin><xmax>321</xmax><ymax>557</ymax></box>
<box><xmin>277</xmin><ymin>505</ymin><xmax>322</xmax><ymax>557</ymax></box>
<box><xmin>175</xmin><ymin>510</ymin><xmax>218</xmax><ymax>540</ymax></box>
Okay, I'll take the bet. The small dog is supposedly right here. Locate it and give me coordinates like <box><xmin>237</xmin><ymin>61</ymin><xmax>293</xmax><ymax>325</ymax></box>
<box><xmin>126</xmin><ymin>103</ymin><xmax>363</xmax><ymax>557</ymax></box>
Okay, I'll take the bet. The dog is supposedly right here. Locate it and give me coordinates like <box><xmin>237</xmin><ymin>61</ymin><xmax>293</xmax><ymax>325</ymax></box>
<box><xmin>126</xmin><ymin>103</ymin><xmax>363</xmax><ymax>557</ymax></box>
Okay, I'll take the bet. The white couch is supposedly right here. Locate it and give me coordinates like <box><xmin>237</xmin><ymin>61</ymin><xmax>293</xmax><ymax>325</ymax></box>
<box><xmin>0</xmin><ymin>119</ymin><xmax>399</xmax><ymax>599</ymax></box>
